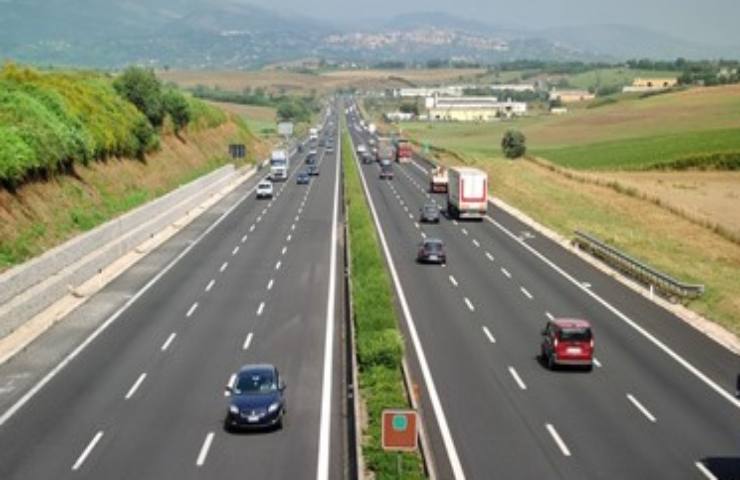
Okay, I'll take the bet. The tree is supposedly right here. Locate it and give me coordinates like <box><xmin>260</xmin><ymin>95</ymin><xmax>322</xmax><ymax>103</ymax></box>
<box><xmin>399</xmin><ymin>102</ymin><xmax>419</xmax><ymax>115</ymax></box>
<box><xmin>163</xmin><ymin>89</ymin><xmax>191</xmax><ymax>133</ymax></box>
<box><xmin>501</xmin><ymin>130</ymin><xmax>526</xmax><ymax>159</ymax></box>
<box><xmin>113</xmin><ymin>67</ymin><xmax>165</xmax><ymax>127</ymax></box>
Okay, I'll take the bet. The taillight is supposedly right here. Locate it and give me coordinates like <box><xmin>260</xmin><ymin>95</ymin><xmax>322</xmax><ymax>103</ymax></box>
<box><xmin>553</xmin><ymin>338</ymin><xmax>559</xmax><ymax>348</ymax></box>
<box><xmin>590</xmin><ymin>339</ymin><xmax>594</xmax><ymax>349</ymax></box>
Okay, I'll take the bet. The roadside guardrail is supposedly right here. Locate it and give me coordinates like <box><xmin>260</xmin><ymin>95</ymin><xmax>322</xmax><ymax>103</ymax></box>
<box><xmin>573</xmin><ymin>231</ymin><xmax>705</xmax><ymax>302</ymax></box>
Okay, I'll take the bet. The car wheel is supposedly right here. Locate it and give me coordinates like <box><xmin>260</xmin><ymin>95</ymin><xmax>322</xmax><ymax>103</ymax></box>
<box><xmin>584</xmin><ymin>364</ymin><xmax>593</xmax><ymax>372</ymax></box>
<box><xmin>547</xmin><ymin>353</ymin><xmax>555</xmax><ymax>371</ymax></box>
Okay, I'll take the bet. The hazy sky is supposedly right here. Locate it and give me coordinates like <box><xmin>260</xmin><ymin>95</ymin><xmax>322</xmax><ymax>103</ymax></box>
<box><xmin>259</xmin><ymin>0</ymin><xmax>740</xmax><ymax>46</ymax></box>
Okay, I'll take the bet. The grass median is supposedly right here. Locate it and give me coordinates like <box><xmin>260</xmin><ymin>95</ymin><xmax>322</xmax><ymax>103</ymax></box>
<box><xmin>342</xmin><ymin>127</ymin><xmax>425</xmax><ymax>479</ymax></box>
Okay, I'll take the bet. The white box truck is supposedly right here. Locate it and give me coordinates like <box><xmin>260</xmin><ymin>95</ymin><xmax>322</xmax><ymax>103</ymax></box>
<box><xmin>447</xmin><ymin>167</ymin><xmax>488</xmax><ymax>219</ymax></box>
<box><xmin>270</xmin><ymin>149</ymin><xmax>289</xmax><ymax>181</ymax></box>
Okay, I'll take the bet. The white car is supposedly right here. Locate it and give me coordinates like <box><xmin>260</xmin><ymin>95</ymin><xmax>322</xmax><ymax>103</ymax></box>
<box><xmin>356</xmin><ymin>144</ymin><xmax>367</xmax><ymax>155</ymax></box>
<box><xmin>256</xmin><ymin>180</ymin><xmax>273</xmax><ymax>199</ymax></box>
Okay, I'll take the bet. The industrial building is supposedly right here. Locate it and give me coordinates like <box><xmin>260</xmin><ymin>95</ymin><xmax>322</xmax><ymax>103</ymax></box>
<box><xmin>425</xmin><ymin>95</ymin><xmax>527</xmax><ymax>121</ymax></box>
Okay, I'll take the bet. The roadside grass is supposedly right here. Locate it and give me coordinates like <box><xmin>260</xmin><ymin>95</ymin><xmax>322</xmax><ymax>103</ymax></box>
<box><xmin>342</xmin><ymin>127</ymin><xmax>425</xmax><ymax>479</ymax></box>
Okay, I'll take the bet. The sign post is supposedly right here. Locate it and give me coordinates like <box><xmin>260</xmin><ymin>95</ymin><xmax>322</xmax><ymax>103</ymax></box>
<box><xmin>381</xmin><ymin>409</ymin><xmax>418</xmax><ymax>452</ymax></box>
<box><xmin>228</xmin><ymin>144</ymin><xmax>246</xmax><ymax>159</ymax></box>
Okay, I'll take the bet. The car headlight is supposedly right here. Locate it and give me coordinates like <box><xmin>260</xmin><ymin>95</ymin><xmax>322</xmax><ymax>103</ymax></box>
<box><xmin>229</xmin><ymin>405</ymin><xmax>240</xmax><ymax>415</ymax></box>
<box><xmin>268</xmin><ymin>402</ymin><xmax>280</xmax><ymax>413</ymax></box>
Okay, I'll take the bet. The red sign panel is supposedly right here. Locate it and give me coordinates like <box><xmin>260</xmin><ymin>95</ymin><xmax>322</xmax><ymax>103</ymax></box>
<box><xmin>382</xmin><ymin>409</ymin><xmax>418</xmax><ymax>451</ymax></box>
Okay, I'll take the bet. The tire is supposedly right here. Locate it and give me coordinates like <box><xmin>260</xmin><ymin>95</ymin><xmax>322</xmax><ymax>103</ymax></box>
<box><xmin>547</xmin><ymin>353</ymin><xmax>555</xmax><ymax>371</ymax></box>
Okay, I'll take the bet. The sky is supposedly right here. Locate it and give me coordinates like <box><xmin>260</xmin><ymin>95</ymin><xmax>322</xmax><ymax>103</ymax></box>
<box><xmin>246</xmin><ymin>0</ymin><xmax>740</xmax><ymax>46</ymax></box>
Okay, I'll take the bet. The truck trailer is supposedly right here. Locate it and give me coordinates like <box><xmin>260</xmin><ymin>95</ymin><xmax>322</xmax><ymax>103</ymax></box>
<box><xmin>395</xmin><ymin>139</ymin><xmax>412</xmax><ymax>163</ymax></box>
<box><xmin>270</xmin><ymin>149</ymin><xmax>289</xmax><ymax>181</ymax></box>
<box><xmin>447</xmin><ymin>167</ymin><xmax>488</xmax><ymax>220</ymax></box>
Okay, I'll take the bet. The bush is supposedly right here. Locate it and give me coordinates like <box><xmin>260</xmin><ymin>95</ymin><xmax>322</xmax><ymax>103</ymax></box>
<box><xmin>113</xmin><ymin>67</ymin><xmax>165</xmax><ymax>127</ymax></box>
<box><xmin>501</xmin><ymin>130</ymin><xmax>527</xmax><ymax>159</ymax></box>
<box><xmin>162</xmin><ymin>89</ymin><xmax>191</xmax><ymax>133</ymax></box>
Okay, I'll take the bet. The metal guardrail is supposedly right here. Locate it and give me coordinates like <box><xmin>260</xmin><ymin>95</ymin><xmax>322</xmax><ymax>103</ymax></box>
<box><xmin>573</xmin><ymin>231</ymin><xmax>704</xmax><ymax>301</ymax></box>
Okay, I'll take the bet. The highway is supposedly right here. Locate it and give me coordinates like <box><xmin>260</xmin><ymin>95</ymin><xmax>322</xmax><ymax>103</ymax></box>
<box><xmin>345</xmin><ymin>105</ymin><xmax>740</xmax><ymax>480</ymax></box>
<box><xmin>0</xmin><ymin>109</ymin><xmax>346</xmax><ymax>479</ymax></box>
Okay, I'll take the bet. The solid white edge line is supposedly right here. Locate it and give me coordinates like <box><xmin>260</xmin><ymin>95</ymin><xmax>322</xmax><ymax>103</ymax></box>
<box><xmin>205</xmin><ymin>279</ymin><xmax>215</xmax><ymax>292</ymax></box>
<box><xmin>449</xmin><ymin>275</ymin><xmax>458</xmax><ymax>287</ymax></box>
<box><xmin>72</xmin><ymin>430</ymin><xmax>104</xmax><ymax>471</ymax></box>
<box><xmin>195</xmin><ymin>432</ymin><xmax>214</xmax><ymax>467</ymax></box>
<box><xmin>487</xmin><ymin>216</ymin><xmax>740</xmax><ymax>410</ymax></box>
<box><xmin>695</xmin><ymin>461</ymin><xmax>719</xmax><ymax>480</ymax></box>
<box><xmin>161</xmin><ymin>332</ymin><xmax>176</xmax><ymax>351</ymax></box>
<box><xmin>627</xmin><ymin>393</ymin><xmax>657</xmax><ymax>423</ymax></box>
<box><xmin>464</xmin><ymin>297</ymin><xmax>475</xmax><ymax>312</ymax></box>
<box><xmin>256</xmin><ymin>302</ymin><xmax>265</xmax><ymax>316</ymax></box>
<box><xmin>316</xmin><ymin>122</ymin><xmax>340</xmax><ymax>480</ymax></box>
<box><xmin>482</xmin><ymin>326</ymin><xmax>496</xmax><ymax>344</ymax></box>
<box><xmin>508</xmin><ymin>366</ymin><xmax>527</xmax><ymax>390</ymax></box>
<box><xmin>243</xmin><ymin>332</ymin><xmax>253</xmax><ymax>350</ymax></box>
<box><xmin>125</xmin><ymin>372</ymin><xmax>147</xmax><ymax>399</ymax></box>
<box><xmin>520</xmin><ymin>287</ymin><xmax>533</xmax><ymax>300</ymax></box>
<box><xmin>545</xmin><ymin>423</ymin><xmax>571</xmax><ymax>457</ymax></box>
<box><xmin>186</xmin><ymin>302</ymin><xmax>198</xmax><ymax>318</ymax></box>
<box><xmin>347</xmin><ymin>126</ymin><xmax>466</xmax><ymax>480</ymax></box>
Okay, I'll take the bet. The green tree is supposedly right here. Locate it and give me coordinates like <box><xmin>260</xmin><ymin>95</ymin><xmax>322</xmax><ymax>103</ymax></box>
<box><xmin>113</xmin><ymin>67</ymin><xmax>165</xmax><ymax>127</ymax></box>
<box><xmin>163</xmin><ymin>89</ymin><xmax>191</xmax><ymax>133</ymax></box>
<box><xmin>501</xmin><ymin>130</ymin><xmax>526</xmax><ymax>159</ymax></box>
<box><xmin>399</xmin><ymin>102</ymin><xmax>419</xmax><ymax>115</ymax></box>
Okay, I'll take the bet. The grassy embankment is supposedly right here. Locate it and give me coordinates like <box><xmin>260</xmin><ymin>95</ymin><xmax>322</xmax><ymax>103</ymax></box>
<box><xmin>343</xmin><ymin>128</ymin><xmax>425</xmax><ymax>479</ymax></box>
<box><xmin>0</xmin><ymin>65</ymin><xmax>264</xmax><ymax>271</ymax></box>
<box><xmin>393</xmin><ymin>85</ymin><xmax>740</xmax><ymax>335</ymax></box>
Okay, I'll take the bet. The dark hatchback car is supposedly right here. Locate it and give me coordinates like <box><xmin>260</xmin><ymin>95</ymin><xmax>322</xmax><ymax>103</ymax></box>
<box><xmin>225</xmin><ymin>364</ymin><xmax>286</xmax><ymax>431</ymax></box>
<box><xmin>305</xmin><ymin>152</ymin><xmax>317</xmax><ymax>165</ymax></box>
<box><xmin>296</xmin><ymin>172</ymin><xmax>310</xmax><ymax>185</ymax></box>
<box><xmin>308</xmin><ymin>165</ymin><xmax>320</xmax><ymax>176</ymax></box>
<box><xmin>417</xmin><ymin>238</ymin><xmax>446</xmax><ymax>264</ymax></box>
<box><xmin>420</xmin><ymin>203</ymin><xmax>441</xmax><ymax>223</ymax></box>
<box><xmin>379</xmin><ymin>163</ymin><xmax>394</xmax><ymax>180</ymax></box>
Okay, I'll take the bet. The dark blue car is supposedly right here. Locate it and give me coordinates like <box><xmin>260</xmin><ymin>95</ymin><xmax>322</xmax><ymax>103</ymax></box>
<box><xmin>224</xmin><ymin>364</ymin><xmax>286</xmax><ymax>431</ymax></box>
<box><xmin>297</xmin><ymin>172</ymin><xmax>310</xmax><ymax>185</ymax></box>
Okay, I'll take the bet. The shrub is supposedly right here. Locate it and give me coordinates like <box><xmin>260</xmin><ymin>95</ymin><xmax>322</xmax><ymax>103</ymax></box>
<box><xmin>501</xmin><ymin>129</ymin><xmax>527</xmax><ymax>159</ymax></box>
<box><xmin>113</xmin><ymin>67</ymin><xmax>165</xmax><ymax>127</ymax></box>
<box><xmin>163</xmin><ymin>89</ymin><xmax>192</xmax><ymax>133</ymax></box>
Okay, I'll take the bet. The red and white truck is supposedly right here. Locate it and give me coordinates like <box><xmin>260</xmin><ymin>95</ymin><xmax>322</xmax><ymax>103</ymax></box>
<box><xmin>447</xmin><ymin>167</ymin><xmax>488</xmax><ymax>219</ymax></box>
<box><xmin>429</xmin><ymin>166</ymin><xmax>449</xmax><ymax>193</ymax></box>
<box><xmin>395</xmin><ymin>138</ymin><xmax>412</xmax><ymax>163</ymax></box>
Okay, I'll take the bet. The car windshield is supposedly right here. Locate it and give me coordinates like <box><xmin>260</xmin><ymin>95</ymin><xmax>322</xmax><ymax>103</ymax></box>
<box><xmin>234</xmin><ymin>371</ymin><xmax>277</xmax><ymax>394</ymax></box>
<box><xmin>424</xmin><ymin>241</ymin><xmax>443</xmax><ymax>252</ymax></box>
<box><xmin>559</xmin><ymin>328</ymin><xmax>592</xmax><ymax>341</ymax></box>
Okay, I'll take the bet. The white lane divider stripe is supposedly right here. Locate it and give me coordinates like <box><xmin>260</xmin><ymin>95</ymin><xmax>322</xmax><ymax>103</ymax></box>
<box><xmin>291</xmin><ymin>224</ymin><xmax>296</xmax><ymax>231</ymax></box>
<box><xmin>508</xmin><ymin>367</ymin><xmax>527</xmax><ymax>390</ymax></box>
<box><xmin>695</xmin><ymin>461</ymin><xmax>719</xmax><ymax>480</ymax></box>
<box><xmin>472</xmin><ymin>239</ymin><xmax>480</xmax><ymax>248</ymax></box>
<box><xmin>482</xmin><ymin>326</ymin><xmax>496</xmax><ymax>343</ymax></box>
<box><xmin>627</xmin><ymin>394</ymin><xmax>657</xmax><ymax>423</ymax></box>
<box><xmin>275</xmin><ymin>260</ymin><xmax>282</xmax><ymax>270</ymax></box>
<box><xmin>449</xmin><ymin>275</ymin><xmax>458</xmax><ymax>287</ymax></box>
<box><xmin>485</xmin><ymin>252</ymin><xmax>494</xmax><ymax>262</ymax></box>
<box><xmin>461</xmin><ymin>228</ymin><xmax>468</xmax><ymax>236</ymax></box>
<box><xmin>161</xmin><ymin>332</ymin><xmax>176</xmax><ymax>351</ymax></box>
<box><xmin>196</xmin><ymin>432</ymin><xmax>214</xmax><ymax>467</ymax></box>
<box><xmin>72</xmin><ymin>431</ymin><xmax>104</xmax><ymax>471</ymax></box>
<box><xmin>545</xmin><ymin>424</ymin><xmax>571</xmax><ymax>457</ymax></box>
<box><xmin>452</xmin><ymin>220</ymin><xmax>458</xmax><ymax>225</ymax></box>
<box><xmin>545</xmin><ymin>312</ymin><xmax>555</xmax><ymax>321</ymax></box>
<box><xmin>257</xmin><ymin>302</ymin><xmax>265</xmax><ymax>316</ymax></box>
<box><xmin>282</xmin><ymin>246</ymin><xmax>288</xmax><ymax>255</ymax></box>
<box><xmin>232</xmin><ymin>246</ymin><xmax>239</xmax><ymax>256</ymax></box>
<box><xmin>464</xmin><ymin>297</ymin><xmax>475</xmax><ymax>312</ymax></box>
<box><xmin>520</xmin><ymin>287</ymin><xmax>533</xmax><ymax>300</ymax></box>
<box><xmin>186</xmin><ymin>302</ymin><xmax>198</xmax><ymax>318</ymax></box>
<box><xmin>220</xmin><ymin>262</ymin><xmax>228</xmax><ymax>272</ymax></box>
<box><xmin>256</xmin><ymin>216</ymin><xmax>262</xmax><ymax>223</ymax></box>
<box><xmin>501</xmin><ymin>268</ymin><xmax>511</xmax><ymax>278</ymax></box>
<box><xmin>250</xmin><ymin>224</ymin><xmax>255</xmax><ymax>232</ymax></box>
<box><xmin>125</xmin><ymin>373</ymin><xmax>147</xmax><ymax>399</ymax></box>
<box><xmin>241</xmin><ymin>235</ymin><xmax>247</xmax><ymax>243</ymax></box>
<box><xmin>267</xmin><ymin>279</ymin><xmax>274</xmax><ymax>290</ymax></box>
<box><xmin>243</xmin><ymin>333</ymin><xmax>253</xmax><ymax>350</ymax></box>
<box><xmin>205</xmin><ymin>279</ymin><xmax>215</xmax><ymax>292</ymax></box>
<box><xmin>420</xmin><ymin>232</ymin><xmax>427</xmax><ymax>239</ymax></box>
<box><xmin>414</xmin><ymin>222</ymin><xmax>420</xmax><ymax>229</ymax></box>
<box><xmin>593</xmin><ymin>357</ymin><xmax>602</xmax><ymax>368</ymax></box>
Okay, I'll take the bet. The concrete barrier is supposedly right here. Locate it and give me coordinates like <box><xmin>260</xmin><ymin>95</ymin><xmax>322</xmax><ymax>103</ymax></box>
<box><xmin>0</xmin><ymin>165</ymin><xmax>243</xmax><ymax>338</ymax></box>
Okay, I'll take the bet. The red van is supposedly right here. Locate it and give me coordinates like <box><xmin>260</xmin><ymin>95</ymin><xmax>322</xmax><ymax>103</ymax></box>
<box><xmin>541</xmin><ymin>319</ymin><xmax>594</xmax><ymax>371</ymax></box>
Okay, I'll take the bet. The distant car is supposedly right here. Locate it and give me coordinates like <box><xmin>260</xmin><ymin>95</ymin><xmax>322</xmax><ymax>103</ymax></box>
<box><xmin>540</xmin><ymin>319</ymin><xmax>594</xmax><ymax>371</ymax></box>
<box><xmin>420</xmin><ymin>203</ymin><xmax>441</xmax><ymax>223</ymax></box>
<box><xmin>361</xmin><ymin>152</ymin><xmax>373</xmax><ymax>164</ymax></box>
<box><xmin>224</xmin><ymin>364</ymin><xmax>286</xmax><ymax>431</ymax></box>
<box><xmin>318</xmin><ymin>139</ymin><xmax>326</xmax><ymax>147</ymax></box>
<box><xmin>308</xmin><ymin>165</ymin><xmax>320</xmax><ymax>176</ymax></box>
<box><xmin>297</xmin><ymin>144</ymin><xmax>304</xmax><ymax>153</ymax></box>
<box><xmin>305</xmin><ymin>152</ymin><xmax>317</xmax><ymax>165</ymax></box>
<box><xmin>326</xmin><ymin>143</ymin><xmax>334</xmax><ymax>153</ymax></box>
<box><xmin>379</xmin><ymin>163</ymin><xmax>394</xmax><ymax>179</ymax></box>
<box><xmin>357</xmin><ymin>144</ymin><xmax>367</xmax><ymax>155</ymax></box>
<box><xmin>296</xmin><ymin>172</ymin><xmax>310</xmax><ymax>185</ymax></box>
<box><xmin>417</xmin><ymin>238</ymin><xmax>446</xmax><ymax>264</ymax></box>
<box><xmin>256</xmin><ymin>180</ymin><xmax>273</xmax><ymax>199</ymax></box>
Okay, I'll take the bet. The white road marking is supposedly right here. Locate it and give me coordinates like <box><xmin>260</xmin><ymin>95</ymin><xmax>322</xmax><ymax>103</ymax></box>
<box><xmin>520</xmin><ymin>287</ymin><xmax>533</xmax><ymax>300</ymax></box>
<box><xmin>464</xmin><ymin>297</ymin><xmax>475</xmax><ymax>312</ymax></box>
<box><xmin>408</xmin><ymin>213</ymin><xmax>414</xmax><ymax>219</ymax></box>
<box><xmin>220</xmin><ymin>262</ymin><xmax>228</xmax><ymax>272</ymax></box>
<box><xmin>72</xmin><ymin>431</ymin><xmax>104</xmax><ymax>471</ymax></box>
<box><xmin>225</xmin><ymin>373</ymin><xmax>236</xmax><ymax>396</ymax></box>
<box><xmin>295</xmin><ymin>215</ymin><xmax>300</xmax><ymax>222</ymax></box>
<box><xmin>241</xmin><ymin>235</ymin><xmax>247</xmax><ymax>243</ymax></box>
<box><xmin>186</xmin><ymin>302</ymin><xmax>198</xmax><ymax>318</ymax></box>
<box><xmin>282</xmin><ymin>246</ymin><xmax>288</xmax><ymax>255</ymax></box>
<box><xmin>593</xmin><ymin>357</ymin><xmax>602</xmax><ymax>368</ymax></box>
<box><xmin>508</xmin><ymin>367</ymin><xmax>527</xmax><ymax>390</ymax></box>
<box><xmin>501</xmin><ymin>268</ymin><xmax>511</xmax><ymax>278</ymax></box>
<box><xmin>545</xmin><ymin>424</ymin><xmax>571</xmax><ymax>457</ymax></box>
<box><xmin>488</xmin><ymin>215</ymin><xmax>740</xmax><ymax>409</ymax></box>
<box><xmin>275</xmin><ymin>260</ymin><xmax>282</xmax><ymax>270</ymax></box>
<box><xmin>452</xmin><ymin>220</ymin><xmax>458</xmax><ymax>225</ymax></box>
<box><xmin>125</xmin><ymin>373</ymin><xmax>147</xmax><ymax>399</ymax></box>
<box><xmin>472</xmin><ymin>239</ymin><xmax>480</xmax><ymax>248</ymax></box>
<box><xmin>449</xmin><ymin>275</ymin><xmax>458</xmax><ymax>287</ymax></box>
<box><xmin>291</xmin><ymin>224</ymin><xmax>296</xmax><ymax>231</ymax></box>
<box><xmin>546</xmin><ymin>312</ymin><xmax>555</xmax><ymax>321</ymax></box>
<box><xmin>243</xmin><ymin>333</ymin><xmax>253</xmax><ymax>350</ymax></box>
<box><xmin>286</xmin><ymin>234</ymin><xmax>292</xmax><ymax>242</ymax></box>
<box><xmin>627</xmin><ymin>394</ymin><xmax>657</xmax><ymax>423</ymax></box>
<box><xmin>205</xmin><ymin>279</ymin><xmax>215</xmax><ymax>292</ymax></box>
<box><xmin>267</xmin><ymin>279</ymin><xmax>274</xmax><ymax>290</ymax></box>
<box><xmin>161</xmin><ymin>332</ymin><xmax>176</xmax><ymax>351</ymax></box>
<box><xmin>232</xmin><ymin>246</ymin><xmax>239</xmax><ymax>256</ymax></box>
<box><xmin>485</xmin><ymin>252</ymin><xmax>494</xmax><ymax>262</ymax></box>
<box><xmin>250</xmin><ymin>224</ymin><xmax>255</xmax><ymax>232</ymax></box>
<box><xmin>461</xmin><ymin>228</ymin><xmax>468</xmax><ymax>236</ymax></box>
<box><xmin>482</xmin><ymin>326</ymin><xmax>496</xmax><ymax>343</ymax></box>
<box><xmin>420</xmin><ymin>232</ymin><xmax>427</xmax><ymax>239</ymax></box>
<box><xmin>695</xmin><ymin>461</ymin><xmax>719</xmax><ymax>480</ymax></box>
<box><xmin>196</xmin><ymin>432</ymin><xmax>214</xmax><ymax>467</ymax></box>
<box><xmin>262</xmin><ymin>208</ymin><xmax>267</xmax><ymax>215</ymax></box>
<box><xmin>257</xmin><ymin>216</ymin><xmax>262</xmax><ymax>223</ymax></box>
<box><xmin>582</xmin><ymin>282</ymin><xmax>592</xmax><ymax>289</ymax></box>
<box><xmin>257</xmin><ymin>302</ymin><xmax>265</xmax><ymax>316</ymax></box>
<box><xmin>414</xmin><ymin>222</ymin><xmax>420</xmax><ymax>229</ymax></box>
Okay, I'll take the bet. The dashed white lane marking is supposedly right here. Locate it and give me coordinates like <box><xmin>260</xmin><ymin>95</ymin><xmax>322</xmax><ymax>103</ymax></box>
<box><xmin>593</xmin><ymin>357</ymin><xmax>602</xmax><ymax>368</ymax></box>
<box><xmin>232</xmin><ymin>246</ymin><xmax>239</xmax><ymax>256</ymax></box>
<box><xmin>257</xmin><ymin>216</ymin><xmax>262</xmax><ymax>223</ymax></box>
<box><xmin>464</xmin><ymin>297</ymin><xmax>475</xmax><ymax>312</ymax></box>
<box><xmin>250</xmin><ymin>224</ymin><xmax>255</xmax><ymax>232</ymax></box>
<box><xmin>482</xmin><ymin>326</ymin><xmax>496</xmax><ymax>344</ymax></box>
<box><xmin>125</xmin><ymin>373</ymin><xmax>147</xmax><ymax>399</ymax></box>
<box><xmin>257</xmin><ymin>302</ymin><xmax>265</xmax><ymax>316</ymax></box>
<box><xmin>282</xmin><ymin>246</ymin><xmax>288</xmax><ymax>255</ymax></box>
<box><xmin>186</xmin><ymin>302</ymin><xmax>198</xmax><ymax>318</ymax></box>
<box><xmin>520</xmin><ymin>287</ymin><xmax>533</xmax><ymax>300</ymax></box>
<box><xmin>243</xmin><ymin>333</ymin><xmax>254</xmax><ymax>350</ymax></box>
<box><xmin>294</xmin><ymin>215</ymin><xmax>300</xmax><ymax>222</ymax></box>
<box><xmin>241</xmin><ymin>235</ymin><xmax>247</xmax><ymax>243</ymax></box>
<box><xmin>225</xmin><ymin>373</ymin><xmax>236</xmax><ymax>396</ymax></box>
<box><xmin>220</xmin><ymin>262</ymin><xmax>228</xmax><ymax>272</ymax></box>
<box><xmin>501</xmin><ymin>268</ymin><xmax>511</xmax><ymax>279</ymax></box>
<box><xmin>408</xmin><ymin>213</ymin><xmax>414</xmax><ymax>219</ymax></box>
<box><xmin>461</xmin><ymin>228</ymin><xmax>468</xmax><ymax>236</ymax></box>
<box><xmin>267</xmin><ymin>279</ymin><xmax>274</xmax><ymax>290</ymax></box>
<box><xmin>420</xmin><ymin>232</ymin><xmax>427</xmax><ymax>239</ymax></box>
<box><xmin>275</xmin><ymin>260</ymin><xmax>282</xmax><ymax>270</ymax></box>
<box><xmin>291</xmin><ymin>224</ymin><xmax>296</xmax><ymax>231</ymax></box>
<box><xmin>414</xmin><ymin>222</ymin><xmax>420</xmax><ymax>229</ymax></box>
<box><xmin>545</xmin><ymin>424</ymin><xmax>572</xmax><ymax>457</ymax></box>
<box><xmin>627</xmin><ymin>394</ymin><xmax>657</xmax><ymax>423</ymax></box>
<box><xmin>508</xmin><ymin>366</ymin><xmax>527</xmax><ymax>390</ymax></box>
<box><xmin>72</xmin><ymin>431</ymin><xmax>104</xmax><ymax>471</ymax></box>
<box><xmin>449</xmin><ymin>275</ymin><xmax>458</xmax><ymax>287</ymax></box>
<box><xmin>452</xmin><ymin>220</ymin><xmax>458</xmax><ymax>225</ymax></box>
<box><xmin>161</xmin><ymin>332</ymin><xmax>176</xmax><ymax>351</ymax></box>
<box><xmin>286</xmin><ymin>234</ymin><xmax>292</xmax><ymax>242</ymax></box>
<box><xmin>205</xmin><ymin>279</ymin><xmax>215</xmax><ymax>292</ymax></box>
<box><xmin>261</xmin><ymin>208</ymin><xmax>267</xmax><ymax>215</ymax></box>
<box><xmin>695</xmin><ymin>461</ymin><xmax>719</xmax><ymax>480</ymax></box>
<box><xmin>546</xmin><ymin>312</ymin><xmax>555</xmax><ymax>321</ymax></box>
<box><xmin>472</xmin><ymin>239</ymin><xmax>480</xmax><ymax>248</ymax></box>
<box><xmin>196</xmin><ymin>432</ymin><xmax>215</xmax><ymax>467</ymax></box>
<box><xmin>485</xmin><ymin>252</ymin><xmax>494</xmax><ymax>262</ymax></box>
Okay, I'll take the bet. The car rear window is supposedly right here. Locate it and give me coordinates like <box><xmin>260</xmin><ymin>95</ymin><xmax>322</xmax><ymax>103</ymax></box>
<box><xmin>425</xmin><ymin>242</ymin><xmax>443</xmax><ymax>252</ymax></box>
<box><xmin>559</xmin><ymin>328</ymin><xmax>592</xmax><ymax>341</ymax></box>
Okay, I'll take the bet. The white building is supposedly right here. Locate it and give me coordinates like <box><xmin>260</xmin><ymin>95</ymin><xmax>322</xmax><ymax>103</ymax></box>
<box><xmin>426</xmin><ymin>95</ymin><xmax>527</xmax><ymax>121</ymax></box>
